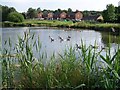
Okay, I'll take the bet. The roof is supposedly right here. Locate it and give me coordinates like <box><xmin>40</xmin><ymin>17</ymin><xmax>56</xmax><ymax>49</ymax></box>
<box><xmin>82</xmin><ymin>15</ymin><xmax>102</xmax><ymax>21</ymax></box>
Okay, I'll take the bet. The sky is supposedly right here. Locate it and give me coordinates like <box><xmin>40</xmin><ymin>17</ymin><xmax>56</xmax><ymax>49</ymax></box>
<box><xmin>0</xmin><ymin>0</ymin><xmax>120</xmax><ymax>12</ymax></box>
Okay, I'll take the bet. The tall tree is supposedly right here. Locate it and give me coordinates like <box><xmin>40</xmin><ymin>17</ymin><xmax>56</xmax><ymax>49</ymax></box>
<box><xmin>37</xmin><ymin>7</ymin><xmax>42</xmax><ymax>13</ymax></box>
<box><xmin>27</xmin><ymin>8</ymin><xmax>37</xmax><ymax>19</ymax></box>
<box><xmin>115</xmin><ymin>6</ymin><xmax>120</xmax><ymax>23</ymax></box>
<box><xmin>1</xmin><ymin>5</ymin><xmax>16</xmax><ymax>21</ymax></box>
<box><xmin>68</xmin><ymin>8</ymin><xmax>72</xmax><ymax>13</ymax></box>
<box><xmin>102</xmin><ymin>4</ymin><xmax>116</xmax><ymax>22</ymax></box>
<box><xmin>0</xmin><ymin>5</ymin><xmax>2</xmax><ymax>22</ymax></box>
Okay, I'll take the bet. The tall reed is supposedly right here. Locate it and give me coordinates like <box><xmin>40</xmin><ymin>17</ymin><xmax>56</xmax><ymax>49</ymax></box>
<box><xmin>1</xmin><ymin>31</ymin><xmax>120</xmax><ymax>89</ymax></box>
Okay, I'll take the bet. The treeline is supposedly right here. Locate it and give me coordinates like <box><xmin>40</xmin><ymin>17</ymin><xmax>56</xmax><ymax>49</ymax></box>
<box><xmin>0</xmin><ymin>4</ymin><xmax>120</xmax><ymax>23</ymax></box>
<box><xmin>102</xmin><ymin>4</ymin><xmax>120</xmax><ymax>23</ymax></box>
<box><xmin>0</xmin><ymin>5</ymin><xmax>24</xmax><ymax>22</ymax></box>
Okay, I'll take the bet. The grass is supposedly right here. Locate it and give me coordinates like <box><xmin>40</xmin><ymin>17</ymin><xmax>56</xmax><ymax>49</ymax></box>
<box><xmin>1</xmin><ymin>31</ymin><xmax>120</xmax><ymax>89</ymax></box>
<box><xmin>2</xmin><ymin>19</ymin><xmax>120</xmax><ymax>32</ymax></box>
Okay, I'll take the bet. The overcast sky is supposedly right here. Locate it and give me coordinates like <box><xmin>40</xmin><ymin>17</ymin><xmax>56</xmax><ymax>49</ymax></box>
<box><xmin>1</xmin><ymin>0</ymin><xmax>120</xmax><ymax>12</ymax></box>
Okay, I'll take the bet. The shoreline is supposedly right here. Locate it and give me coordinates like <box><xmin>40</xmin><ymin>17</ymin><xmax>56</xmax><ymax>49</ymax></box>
<box><xmin>1</xmin><ymin>20</ymin><xmax>120</xmax><ymax>33</ymax></box>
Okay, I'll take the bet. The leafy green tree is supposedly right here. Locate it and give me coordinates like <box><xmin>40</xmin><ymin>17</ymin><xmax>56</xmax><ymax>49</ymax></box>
<box><xmin>115</xmin><ymin>6</ymin><xmax>120</xmax><ymax>23</ymax></box>
<box><xmin>7</xmin><ymin>12</ymin><xmax>24</xmax><ymax>22</ymax></box>
<box><xmin>102</xmin><ymin>4</ymin><xmax>116</xmax><ymax>22</ymax></box>
<box><xmin>2</xmin><ymin>6</ymin><xmax>9</xmax><ymax>21</ymax></box>
<box><xmin>21</xmin><ymin>12</ymin><xmax>27</xmax><ymax>19</ymax></box>
<box><xmin>116</xmin><ymin>14</ymin><xmax>120</xmax><ymax>23</ymax></box>
<box><xmin>0</xmin><ymin>5</ymin><xmax>2</xmax><ymax>22</ymax></box>
<box><xmin>37</xmin><ymin>7</ymin><xmax>42</xmax><ymax>13</ymax></box>
<box><xmin>27</xmin><ymin>8</ymin><xmax>37</xmax><ymax>19</ymax></box>
<box><xmin>1</xmin><ymin>5</ymin><xmax>16</xmax><ymax>21</ymax></box>
<box><xmin>68</xmin><ymin>8</ymin><xmax>72</xmax><ymax>13</ymax></box>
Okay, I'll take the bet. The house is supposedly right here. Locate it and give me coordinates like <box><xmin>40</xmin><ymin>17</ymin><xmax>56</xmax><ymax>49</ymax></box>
<box><xmin>47</xmin><ymin>12</ymin><xmax>53</xmax><ymax>20</ymax></box>
<box><xmin>82</xmin><ymin>15</ymin><xmax>103</xmax><ymax>22</ymax></box>
<box><xmin>75</xmin><ymin>11</ymin><xmax>83</xmax><ymax>21</ymax></box>
<box><xmin>37</xmin><ymin>12</ymin><xmax>43</xmax><ymax>19</ymax></box>
<box><xmin>67</xmin><ymin>11</ymin><xmax>83</xmax><ymax>21</ymax></box>
<box><xmin>60</xmin><ymin>12</ymin><xmax>67</xmax><ymax>19</ymax></box>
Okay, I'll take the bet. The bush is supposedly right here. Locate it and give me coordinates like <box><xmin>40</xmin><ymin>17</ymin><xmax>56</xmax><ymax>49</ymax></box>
<box><xmin>7</xmin><ymin>12</ymin><xmax>24</xmax><ymax>22</ymax></box>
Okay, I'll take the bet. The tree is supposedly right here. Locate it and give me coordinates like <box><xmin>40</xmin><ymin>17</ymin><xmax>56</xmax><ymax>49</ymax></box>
<box><xmin>27</xmin><ymin>8</ymin><xmax>37</xmax><ymax>19</ymax></box>
<box><xmin>7</xmin><ymin>12</ymin><xmax>24</xmax><ymax>22</ymax></box>
<box><xmin>8</xmin><ymin>7</ymin><xmax>16</xmax><ymax>13</ymax></box>
<box><xmin>102</xmin><ymin>4</ymin><xmax>116</xmax><ymax>22</ymax></box>
<box><xmin>21</xmin><ymin>12</ymin><xmax>27</xmax><ymax>19</ymax></box>
<box><xmin>37</xmin><ymin>7</ymin><xmax>42</xmax><ymax>13</ymax></box>
<box><xmin>0</xmin><ymin>5</ymin><xmax>2</xmax><ymax>22</ymax></box>
<box><xmin>1</xmin><ymin>5</ymin><xmax>16</xmax><ymax>21</ymax></box>
<box><xmin>115</xmin><ymin>6</ymin><xmax>120</xmax><ymax>23</ymax></box>
<box><xmin>68</xmin><ymin>8</ymin><xmax>72</xmax><ymax>13</ymax></box>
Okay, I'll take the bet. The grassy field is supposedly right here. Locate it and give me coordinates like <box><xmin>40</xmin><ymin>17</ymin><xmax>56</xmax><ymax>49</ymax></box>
<box><xmin>2</xmin><ymin>19</ymin><xmax>120</xmax><ymax>32</ymax></box>
<box><xmin>1</xmin><ymin>31</ymin><xmax>120</xmax><ymax>89</ymax></box>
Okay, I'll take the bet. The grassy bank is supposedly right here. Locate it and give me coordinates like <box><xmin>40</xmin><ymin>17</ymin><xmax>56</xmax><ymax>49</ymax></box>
<box><xmin>1</xmin><ymin>31</ymin><xmax>120</xmax><ymax>89</ymax></box>
<box><xmin>2</xmin><ymin>20</ymin><xmax>120</xmax><ymax>32</ymax></box>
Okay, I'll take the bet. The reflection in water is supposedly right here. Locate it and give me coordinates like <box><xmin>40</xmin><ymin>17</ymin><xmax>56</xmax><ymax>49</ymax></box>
<box><xmin>101</xmin><ymin>31</ymin><xmax>120</xmax><ymax>45</ymax></box>
<box><xmin>2</xmin><ymin>27</ymin><xmax>120</xmax><ymax>59</ymax></box>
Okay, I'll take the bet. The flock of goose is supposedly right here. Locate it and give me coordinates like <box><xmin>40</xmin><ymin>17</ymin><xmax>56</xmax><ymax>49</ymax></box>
<box><xmin>49</xmin><ymin>35</ymin><xmax>71</xmax><ymax>42</ymax></box>
<box><xmin>76</xmin><ymin>43</ymin><xmax>106</xmax><ymax>50</ymax></box>
<box><xmin>49</xmin><ymin>35</ymin><xmax>106</xmax><ymax>51</ymax></box>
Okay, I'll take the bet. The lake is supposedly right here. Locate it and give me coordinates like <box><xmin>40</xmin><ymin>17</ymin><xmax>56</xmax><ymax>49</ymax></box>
<box><xmin>1</xmin><ymin>27</ymin><xmax>120</xmax><ymax>59</ymax></box>
<box><xmin>0</xmin><ymin>27</ymin><xmax>120</xmax><ymax>86</ymax></box>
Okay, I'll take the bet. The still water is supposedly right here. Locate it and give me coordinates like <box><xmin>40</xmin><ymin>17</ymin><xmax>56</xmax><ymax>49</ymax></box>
<box><xmin>2</xmin><ymin>27</ymin><xmax>120</xmax><ymax>58</ymax></box>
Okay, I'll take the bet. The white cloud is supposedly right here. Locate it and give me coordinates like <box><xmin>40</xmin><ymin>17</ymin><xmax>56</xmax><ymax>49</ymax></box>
<box><xmin>1</xmin><ymin>0</ymin><xmax>120</xmax><ymax>12</ymax></box>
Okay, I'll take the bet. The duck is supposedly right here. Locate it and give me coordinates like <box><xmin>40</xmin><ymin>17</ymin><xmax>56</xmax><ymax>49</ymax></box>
<box><xmin>76</xmin><ymin>44</ymin><xmax>82</xmax><ymax>50</ymax></box>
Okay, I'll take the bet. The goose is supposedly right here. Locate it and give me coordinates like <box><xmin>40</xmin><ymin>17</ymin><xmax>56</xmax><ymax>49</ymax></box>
<box><xmin>101</xmin><ymin>46</ymin><xmax>105</xmax><ymax>50</ymax></box>
<box><xmin>67</xmin><ymin>38</ymin><xmax>70</xmax><ymax>41</ymax></box>
<box><xmin>111</xmin><ymin>27</ymin><xmax>115</xmax><ymax>32</ymax></box>
<box><xmin>67</xmin><ymin>35</ymin><xmax>71</xmax><ymax>38</ymax></box>
<box><xmin>90</xmin><ymin>45</ymin><xmax>99</xmax><ymax>49</ymax></box>
<box><xmin>49</xmin><ymin>36</ymin><xmax>54</xmax><ymax>42</ymax></box>
<box><xmin>76</xmin><ymin>44</ymin><xmax>82</xmax><ymax>50</ymax></box>
<box><xmin>58</xmin><ymin>36</ymin><xmax>64</xmax><ymax>42</ymax></box>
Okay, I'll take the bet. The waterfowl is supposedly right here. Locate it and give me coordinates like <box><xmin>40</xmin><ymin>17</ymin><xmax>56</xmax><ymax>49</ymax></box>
<box><xmin>49</xmin><ymin>36</ymin><xmax>54</xmax><ymax>42</ymax></box>
<box><xmin>111</xmin><ymin>27</ymin><xmax>115</xmax><ymax>32</ymax></box>
<box><xmin>101</xmin><ymin>46</ymin><xmax>105</xmax><ymax>50</ymax></box>
<box><xmin>76</xmin><ymin>44</ymin><xmax>82</xmax><ymax>50</ymax></box>
<box><xmin>90</xmin><ymin>45</ymin><xmax>99</xmax><ymax>49</ymax></box>
<box><xmin>67</xmin><ymin>35</ymin><xmax>71</xmax><ymax>38</ymax></box>
<box><xmin>67</xmin><ymin>38</ymin><xmax>70</xmax><ymax>41</ymax></box>
<box><xmin>58</xmin><ymin>36</ymin><xmax>64</xmax><ymax>42</ymax></box>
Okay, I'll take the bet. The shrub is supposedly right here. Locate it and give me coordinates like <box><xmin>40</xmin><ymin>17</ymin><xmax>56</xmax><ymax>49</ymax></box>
<box><xmin>7</xmin><ymin>12</ymin><xmax>24</xmax><ymax>22</ymax></box>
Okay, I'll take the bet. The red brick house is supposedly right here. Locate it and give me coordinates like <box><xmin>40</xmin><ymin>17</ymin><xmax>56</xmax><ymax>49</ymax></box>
<box><xmin>60</xmin><ymin>12</ymin><xmax>67</xmax><ymax>19</ymax></box>
<box><xmin>75</xmin><ymin>11</ymin><xmax>83</xmax><ymax>20</ymax></box>
<box><xmin>47</xmin><ymin>12</ymin><xmax>53</xmax><ymax>20</ymax></box>
<box><xmin>67</xmin><ymin>11</ymin><xmax>83</xmax><ymax>21</ymax></box>
<box><xmin>37</xmin><ymin>12</ymin><xmax>43</xmax><ymax>19</ymax></box>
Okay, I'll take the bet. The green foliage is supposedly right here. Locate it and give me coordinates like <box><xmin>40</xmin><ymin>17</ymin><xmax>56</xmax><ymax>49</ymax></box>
<box><xmin>7</xmin><ymin>12</ymin><xmax>24</xmax><ymax>22</ymax></box>
<box><xmin>1</xmin><ymin>5</ymin><xmax>16</xmax><ymax>21</ymax></box>
<box><xmin>0</xmin><ymin>5</ymin><xmax>2</xmax><ymax>22</ymax></box>
<box><xmin>116</xmin><ymin>14</ymin><xmax>120</xmax><ymax>23</ymax></box>
<box><xmin>27</xmin><ymin>8</ymin><xmax>37</xmax><ymax>19</ymax></box>
<box><xmin>68</xmin><ymin>8</ymin><xmax>72</xmax><ymax>13</ymax></box>
<box><xmin>102</xmin><ymin>4</ymin><xmax>116</xmax><ymax>22</ymax></box>
<box><xmin>1</xmin><ymin>31</ymin><xmax>120</xmax><ymax>89</ymax></box>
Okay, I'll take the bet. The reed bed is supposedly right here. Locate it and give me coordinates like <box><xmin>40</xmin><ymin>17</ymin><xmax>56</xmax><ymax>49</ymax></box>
<box><xmin>1</xmin><ymin>31</ymin><xmax>120</xmax><ymax>89</ymax></box>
